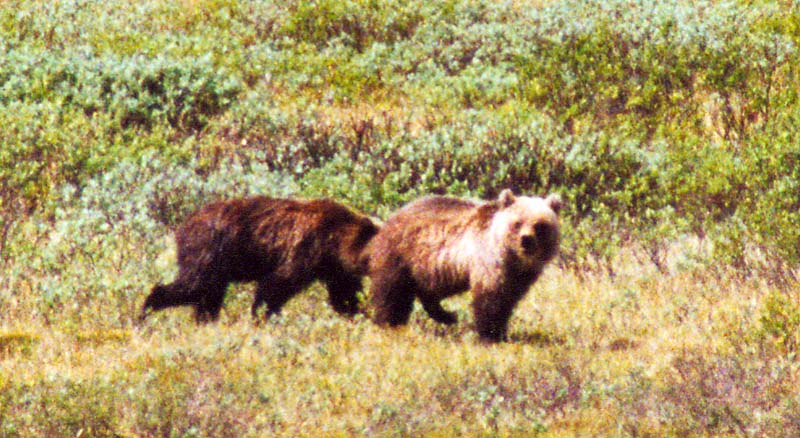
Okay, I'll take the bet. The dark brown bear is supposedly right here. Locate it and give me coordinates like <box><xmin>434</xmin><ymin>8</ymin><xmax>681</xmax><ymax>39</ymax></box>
<box><xmin>368</xmin><ymin>189</ymin><xmax>562</xmax><ymax>343</ymax></box>
<box><xmin>141</xmin><ymin>196</ymin><xmax>380</xmax><ymax>322</ymax></box>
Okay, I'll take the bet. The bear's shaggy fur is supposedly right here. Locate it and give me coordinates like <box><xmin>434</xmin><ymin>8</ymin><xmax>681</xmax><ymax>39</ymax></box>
<box><xmin>368</xmin><ymin>189</ymin><xmax>562</xmax><ymax>342</ymax></box>
<box><xmin>141</xmin><ymin>196</ymin><xmax>380</xmax><ymax>322</ymax></box>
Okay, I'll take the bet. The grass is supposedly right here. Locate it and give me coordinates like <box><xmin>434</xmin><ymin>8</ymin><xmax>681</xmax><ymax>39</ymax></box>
<box><xmin>2</xmin><ymin>247</ymin><xmax>798</xmax><ymax>436</ymax></box>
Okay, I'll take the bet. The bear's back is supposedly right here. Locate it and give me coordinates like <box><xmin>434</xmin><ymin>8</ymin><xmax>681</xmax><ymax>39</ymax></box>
<box><xmin>175</xmin><ymin>196</ymin><xmax>372</xmax><ymax>279</ymax></box>
<box><xmin>394</xmin><ymin>195</ymin><xmax>477</xmax><ymax>217</ymax></box>
<box><xmin>385</xmin><ymin>195</ymin><xmax>498</xmax><ymax>234</ymax></box>
<box><xmin>370</xmin><ymin>195</ymin><xmax>500</xmax><ymax>278</ymax></box>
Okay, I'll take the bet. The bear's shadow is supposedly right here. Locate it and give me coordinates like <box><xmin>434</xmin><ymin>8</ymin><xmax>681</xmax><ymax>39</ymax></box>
<box><xmin>419</xmin><ymin>317</ymin><xmax>567</xmax><ymax>347</ymax></box>
<box><xmin>508</xmin><ymin>330</ymin><xmax>567</xmax><ymax>346</ymax></box>
<box><xmin>410</xmin><ymin>304</ymin><xmax>567</xmax><ymax>346</ymax></box>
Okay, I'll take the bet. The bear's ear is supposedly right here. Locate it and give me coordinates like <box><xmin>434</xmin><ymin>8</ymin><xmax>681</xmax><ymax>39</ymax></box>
<box><xmin>545</xmin><ymin>194</ymin><xmax>563</xmax><ymax>215</ymax></box>
<box><xmin>498</xmin><ymin>189</ymin><xmax>516</xmax><ymax>208</ymax></box>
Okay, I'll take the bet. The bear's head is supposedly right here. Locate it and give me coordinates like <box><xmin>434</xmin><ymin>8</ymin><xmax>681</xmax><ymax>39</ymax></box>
<box><xmin>490</xmin><ymin>189</ymin><xmax>562</xmax><ymax>268</ymax></box>
<box><xmin>338</xmin><ymin>214</ymin><xmax>382</xmax><ymax>275</ymax></box>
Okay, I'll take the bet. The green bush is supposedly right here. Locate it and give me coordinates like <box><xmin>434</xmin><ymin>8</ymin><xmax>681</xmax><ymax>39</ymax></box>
<box><xmin>758</xmin><ymin>290</ymin><xmax>800</xmax><ymax>354</ymax></box>
<box><xmin>277</xmin><ymin>0</ymin><xmax>423</xmax><ymax>52</ymax></box>
<box><xmin>0</xmin><ymin>46</ymin><xmax>242</xmax><ymax>244</ymax></box>
<box><xmin>515</xmin><ymin>0</ymin><xmax>795</xmax><ymax>136</ymax></box>
<box><xmin>0</xmin><ymin>47</ymin><xmax>242</xmax><ymax>131</ymax></box>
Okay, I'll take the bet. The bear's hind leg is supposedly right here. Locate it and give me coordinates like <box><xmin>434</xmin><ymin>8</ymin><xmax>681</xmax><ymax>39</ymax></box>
<box><xmin>371</xmin><ymin>267</ymin><xmax>415</xmax><ymax>327</ymax></box>
<box><xmin>252</xmin><ymin>278</ymin><xmax>303</xmax><ymax>321</ymax></box>
<box><xmin>194</xmin><ymin>279</ymin><xmax>231</xmax><ymax>323</ymax></box>
<box><xmin>419</xmin><ymin>297</ymin><xmax>458</xmax><ymax>325</ymax></box>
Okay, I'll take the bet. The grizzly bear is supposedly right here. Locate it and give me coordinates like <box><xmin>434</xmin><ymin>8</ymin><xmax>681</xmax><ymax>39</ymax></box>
<box><xmin>141</xmin><ymin>196</ymin><xmax>380</xmax><ymax>322</ymax></box>
<box><xmin>368</xmin><ymin>189</ymin><xmax>562</xmax><ymax>342</ymax></box>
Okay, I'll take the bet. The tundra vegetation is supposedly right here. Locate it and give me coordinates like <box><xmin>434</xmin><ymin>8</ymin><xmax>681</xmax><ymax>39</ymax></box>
<box><xmin>1</xmin><ymin>0</ymin><xmax>799</xmax><ymax>436</ymax></box>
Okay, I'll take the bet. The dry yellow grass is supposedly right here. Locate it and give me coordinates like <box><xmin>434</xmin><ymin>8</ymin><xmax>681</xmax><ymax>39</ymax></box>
<box><xmin>2</xmin><ymin>245</ymin><xmax>796</xmax><ymax>436</ymax></box>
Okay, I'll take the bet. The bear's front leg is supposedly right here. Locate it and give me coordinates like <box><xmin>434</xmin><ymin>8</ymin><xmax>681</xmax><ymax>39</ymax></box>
<box><xmin>471</xmin><ymin>286</ymin><xmax>523</xmax><ymax>343</ymax></box>
<box><xmin>253</xmin><ymin>277</ymin><xmax>303</xmax><ymax>321</ymax></box>
<box><xmin>371</xmin><ymin>266</ymin><xmax>416</xmax><ymax>327</ymax></box>
<box><xmin>194</xmin><ymin>278</ymin><xmax>230</xmax><ymax>323</ymax></box>
<box><xmin>323</xmin><ymin>272</ymin><xmax>363</xmax><ymax>316</ymax></box>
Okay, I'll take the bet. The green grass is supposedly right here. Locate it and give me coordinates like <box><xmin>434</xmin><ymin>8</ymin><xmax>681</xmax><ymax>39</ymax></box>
<box><xmin>2</xmin><ymin>0</ymin><xmax>800</xmax><ymax>436</ymax></box>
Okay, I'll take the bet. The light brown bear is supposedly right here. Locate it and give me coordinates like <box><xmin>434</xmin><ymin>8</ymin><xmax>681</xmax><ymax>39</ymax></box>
<box><xmin>141</xmin><ymin>196</ymin><xmax>380</xmax><ymax>322</ymax></box>
<box><xmin>368</xmin><ymin>189</ymin><xmax>562</xmax><ymax>342</ymax></box>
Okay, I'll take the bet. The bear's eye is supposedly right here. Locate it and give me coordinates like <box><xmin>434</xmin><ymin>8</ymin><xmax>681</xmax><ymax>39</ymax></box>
<box><xmin>534</xmin><ymin>223</ymin><xmax>553</xmax><ymax>241</ymax></box>
<box><xmin>511</xmin><ymin>220</ymin><xmax>523</xmax><ymax>231</ymax></box>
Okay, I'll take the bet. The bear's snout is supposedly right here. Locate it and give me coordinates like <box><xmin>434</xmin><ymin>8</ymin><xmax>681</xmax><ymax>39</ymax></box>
<box><xmin>521</xmin><ymin>234</ymin><xmax>536</xmax><ymax>253</ymax></box>
<box><xmin>534</xmin><ymin>222</ymin><xmax>559</xmax><ymax>258</ymax></box>
<box><xmin>521</xmin><ymin>223</ymin><xmax>558</xmax><ymax>256</ymax></box>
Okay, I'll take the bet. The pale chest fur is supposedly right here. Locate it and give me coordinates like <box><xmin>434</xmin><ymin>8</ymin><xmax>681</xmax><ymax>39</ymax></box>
<box><xmin>407</xmin><ymin>214</ymin><xmax>505</xmax><ymax>294</ymax></box>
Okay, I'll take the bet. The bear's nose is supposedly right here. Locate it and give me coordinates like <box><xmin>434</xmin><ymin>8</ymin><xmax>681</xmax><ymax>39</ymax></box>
<box><xmin>521</xmin><ymin>235</ymin><xmax>536</xmax><ymax>253</ymax></box>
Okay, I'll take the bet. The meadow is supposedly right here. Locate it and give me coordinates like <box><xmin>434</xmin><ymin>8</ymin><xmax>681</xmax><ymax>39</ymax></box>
<box><xmin>1</xmin><ymin>0</ymin><xmax>799</xmax><ymax>436</ymax></box>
